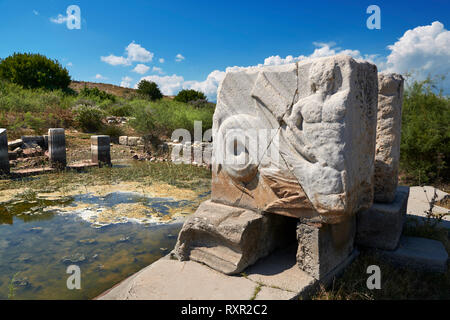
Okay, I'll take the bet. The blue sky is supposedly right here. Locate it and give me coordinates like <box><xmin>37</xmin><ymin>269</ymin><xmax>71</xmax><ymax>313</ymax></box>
<box><xmin>0</xmin><ymin>0</ymin><xmax>449</xmax><ymax>99</ymax></box>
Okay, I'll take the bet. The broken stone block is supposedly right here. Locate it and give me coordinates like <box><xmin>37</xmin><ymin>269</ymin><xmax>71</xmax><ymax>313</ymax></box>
<box><xmin>21</xmin><ymin>135</ymin><xmax>45</xmax><ymax>149</ymax></box>
<box><xmin>48</xmin><ymin>128</ymin><xmax>66</xmax><ymax>168</ymax></box>
<box><xmin>356</xmin><ymin>186</ymin><xmax>409</xmax><ymax>250</ymax></box>
<box><xmin>374</xmin><ymin>73</ymin><xmax>404</xmax><ymax>203</ymax></box>
<box><xmin>211</xmin><ymin>55</ymin><xmax>378</xmax><ymax>223</ymax></box>
<box><xmin>174</xmin><ymin>200</ymin><xmax>297</xmax><ymax>275</ymax></box>
<box><xmin>91</xmin><ymin>135</ymin><xmax>111</xmax><ymax>166</ymax></box>
<box><xmin>119</xmin><ymin>136</ymin><xmax>128</xmax><ymax>145</ymax></box>
<box><xmin>0</xmin><ymin>129</ymin><xmax>10</xmax><ymax>175</ymax></box>
<box><xmin>8</xmin><ymin>139</ymin><xmax>23</xmax><ymax>150</ymax></box>
<box><xmin>379</xmin><ymin>236</ymin><xmax>448</xmax><ymax>273</ymax></box>
<box><xmin>296</xmin><ymin>217</ymin><xmax>356</xmax><ymax>280</ymax></box>
<box><xmin>127</xmin><ymin>136</ymin><xmax>140</xmax><ymax>146</ymax></box>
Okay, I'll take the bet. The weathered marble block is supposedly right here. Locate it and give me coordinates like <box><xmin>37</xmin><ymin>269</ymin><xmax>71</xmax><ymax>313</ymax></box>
<box><xmin>374</xmin><ymin>73</ymin><xmax>404</xmax><ymax>203</ymax></box>
<box><xmin>174</xmin><ymin>200</ymin><xmax>296</xmax><ymax>274</ymax></box>
<box><xmin>356</xmin><ymin>186</ymin><xmax>409</xmax><ymax>250</ymax></box>
<box><xmin>296</xmin><ymin>217</ymin><xmax>356</xmax><ymax>280</ymax></box>
<box><xmin>91</xmin><ymin>135</ymin><xmax>111</xmax><ymax>166</ymax></box>
<box><xmin>48</xmin><ymin>128</ymin><xmax>66</xmax><ymax>168</ymax></box>
<box><xmin>0</xmin><ymin>129</ymin><xmax>10</xmax><ymax>175</ymax></box>
<box><xmin>212</xmin><ymin>55</ymin><xmax>378</xmax><ymax>223</ymax></box>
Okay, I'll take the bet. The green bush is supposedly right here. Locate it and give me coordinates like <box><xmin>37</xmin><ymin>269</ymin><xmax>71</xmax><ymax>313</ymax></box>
<box><xmin>129</xmin><ymin>99</ymin><xmax>214</xmax><ymax>138</ymax></box>
<box><xmin>109</xmin><ymin>103</ymin><xmax>133</xmax><ymax>117</ymax></box>
<box><xmin>0</xmin><ymin>53</ymin><xmax>71</xmax><ymax>90</ymax></box>
<box><xmin>80</xmin><ymin>87</ymin><xmax>116</xmax><ymax>102</ymax></box>
<box><xmin>100</xmin><ymin>125</ymin><xmax>124</xmax><ymax>140</ymax></box>
<box><xmin>136</xmin><ymin>80</ymin><xmax>163</xmax><ymax>101</ymax></box>
<box><xmin>174</xmin><ymin>89</ymin><xmax>206</xmax><ymax>103</ymax></box>
<box><xmin>400</xmin><ymin>77</ymin><xmax>450</xmax><ymax>184</ymax></box>
<box><xmin>74</xmin><ymin>105</ymin><xmax>104</xmax><ymax>133</ymax></box>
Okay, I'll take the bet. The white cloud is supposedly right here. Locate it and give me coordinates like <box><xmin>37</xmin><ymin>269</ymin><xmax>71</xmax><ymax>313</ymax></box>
<box><xmin>120</xmin><ymin>76</ymin><xmax>133</xmax><ymax>88</ymax></box>
<box><xmin>132</xmin><ymin>64</ymin><xmax>150</xmax><ymax>74</ymax></box>
<box><xmin>95</xmin><ymin>74</ymin><xmax>107</xmax><ymax>80</ymax></box>
<box><xmin>66</xmin><ymin>62</ymin><xmax>73</xmax><ymax>67</ymax></box>
<box><xmin>135</xmin><ymin>74</ymin><xmax>184</xmax><ymax>95</ymax></box>
<box><xmin>101</xmin><ymin>42</ymin><xmax>154</xmax><ymax>66</ymax></box>
<box><xmin>101</xmin><ymin>54</ymin><xmax>130</xmax><ymax>66</ymax></box>
<box><xmin>50</xmin><ymin>14</ymin><xmax>67</xmax><ymax>24</ymax></box>
<box><xmin>33</xmin><ymin>10</ymin><xmax>39</xmax><ymax>16</ymax></box>
<box><xmin>175</xmin><ymin>54</ymin><xmax>185</xmax><ymax>62</ymax></box>
<box><xmin>126</xmin><ymin>42</ymin><xmax>153</xmax><ymax>63</ymax></box>
<box><xmin>384</xmin><ymin>21</ymin><xmax>450</xmax><ymax>88</ymax></box>
<box><xmin>152</xmin><ymin>66</ymin><xmax>164</xmax><ymax>75</ymax></box>
<box><xmin>159</xmin><ymin>58</ymin><xmax>165</xmax><ymax>63</ymax></box>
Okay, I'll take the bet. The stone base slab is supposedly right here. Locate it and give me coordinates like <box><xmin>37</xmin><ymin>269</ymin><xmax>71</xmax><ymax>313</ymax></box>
<box><xmin>377</xmin><ymin>236</ymin><xmax>448</xmax><ymax>273</ymax></box>
<box><xmin>96</xmin><ymin>245</ymin><xmax>359</xmax><ymax>300</ymax></box>
<box><xmin>356</xmin><ymin>186</ymin><xmax>410</xmax><ymax>250</ymax></box>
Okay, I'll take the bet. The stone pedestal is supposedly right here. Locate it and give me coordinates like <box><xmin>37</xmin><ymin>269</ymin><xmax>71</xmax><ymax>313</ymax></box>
<box><xmin>356</xmin><ymin>186</ymin><xmax>410</xmax><ymax>250</ymax></box>
<box><xmin>91</xmin><ymin>135</ymin><xmax>111</xmax><ymax>166</ymax></box>
<box><xmin>374</xmin><ymin>73</ymin><xmax>404</xmax><ymax>203</ymax></box>
<box><xmin>174</xmin><ymin>200</ymin><xmax>297</xmax><ymax>275</ymax></box>
<box><xmin>48</xmin><ymin>128</ymin><xmax>66</xmax><ymax>168</ymax></box>
<box><xmin>0</xmin><ymin>129</ymin><xmax>10</xmax><ymax>175</ymax></box>
<box><xmin>296</xmin><ymin>217</ymin><xmax>356</xmax><ymax>280</ymax></box>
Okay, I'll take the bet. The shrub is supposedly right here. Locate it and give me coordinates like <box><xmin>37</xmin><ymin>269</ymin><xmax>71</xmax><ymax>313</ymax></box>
<box><xmin>80</xmin><ymin>87</ymin><xmax>116</xmax><ymax>102</ymax></box>
<box><xmin>109</xmin><ymin>103</ymin><xmax>133</xmax><ymax>117</ymax></box>
<box><xmin>100</xmin><ymin>125</ymin><xmax>124</xmax><ymax>142</ymax></box>
<box><xmin>400</xmin><ymin>77</ymin><xmax>450</xmax><ymax>184</ymax></box>
<box><xmin>0</xmin><ymin>53</ymin><xmax>71</xmax><ymax>90</ymax></box>
<box><xmin>188</xmin><ymin>99</ymin><xmax>215</xmax><ymax>109</ymax></box>
<box><xmin>174</xmin><ymin>89</ymin><xmax>206</xmax><ymax>103</ymax></box>
<box><xmin>136</xmin><ymin>80</ymin><xmax>163</xmax><ymax>101</ymax></box>
<box><xmin>129</xmin><ymin>99</ymin><xmax>214</xmax><ymax>138</ymax></box>
<box><xmin>74</xmin><ymin>105</ymin><xmax>104</xmax><ymax>133</ymax></box>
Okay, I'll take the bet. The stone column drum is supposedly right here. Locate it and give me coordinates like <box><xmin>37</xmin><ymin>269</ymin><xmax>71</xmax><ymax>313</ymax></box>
<box><xmin>48</xmin><ymin>128</ymin><xmax>67</xmax><ymax>168</ymax></box>
<box><xmin>175</xmin><ymin>55</ymin><xmax>378</xmax><ymax>279</ymax></box>
<box><xmin>91</xmin><ymin>135</ymin><xmax>111</xmax><ymax>166</ymax></box>
<box><xmin>0</xmin><ymin>129</ymin><xmax>10</xmax><ymax>175</ymax></box>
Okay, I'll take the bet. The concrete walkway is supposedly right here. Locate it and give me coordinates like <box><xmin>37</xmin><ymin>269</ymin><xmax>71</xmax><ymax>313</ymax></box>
<box><xmin>406</xmin><ymin>186</ymin><xmax>449</xmax><ymax>229</ymax></box>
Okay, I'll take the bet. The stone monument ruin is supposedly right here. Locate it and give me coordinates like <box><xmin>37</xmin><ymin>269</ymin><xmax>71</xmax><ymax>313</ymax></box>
<box><xmin>174</xmin><ymin>55</ymin><xmax>396</xmax><ymax>281</ymax></box>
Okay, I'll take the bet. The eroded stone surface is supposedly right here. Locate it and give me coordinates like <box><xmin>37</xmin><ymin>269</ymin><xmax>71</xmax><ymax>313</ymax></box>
<box><xmin>0</xmin><ymin>129</ymin><xmax>10</xmax><ymax>175</ymax></box>
<box><xmin>374</xmin><ymin>73</ymin><xmax>404</xmax><ymax>203</ymax></box>
<box><xmin>211</xmin><ymin>55</ymin><xmax>378</xmax><ymax>223</ymax></box>
<box><xmin>174</xmin><ymin>200</ymin><xmax>297</xmax><ymax>274</ymax></box>
<box><xmin>48</xmin><ymin>128</ymin><xmax>66</xmax><ymax>168</ymax></box>
<box><xmin>296</xmin><ymin>217</ymin><xmax>356</xmax><ymax>280</ymax></box>
<box><xmin>356</xmin><ymin>186</ymin><xmax>409</xmax><ymax>250</ymax></box>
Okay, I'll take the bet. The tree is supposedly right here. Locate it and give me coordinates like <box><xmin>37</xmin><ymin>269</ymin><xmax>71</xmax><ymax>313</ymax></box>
<box><xmin>0</xmin><ymin>53</ymin><xmax>71</xmax><ymax>90</ymax></box>
<box><xmin>137</xmin><ymin>80</ymin><xmax>163</xmax><ymax>100</ymax></box>
<box><xmin>174</xmin><ymin>89</ymin><xmax>206</xmax><ymax>103</ymax></box>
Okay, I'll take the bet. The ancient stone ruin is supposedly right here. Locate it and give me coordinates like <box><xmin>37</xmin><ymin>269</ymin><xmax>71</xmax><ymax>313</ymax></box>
<box><xmin>91</xmin><ymin>135</ymin><xmax>112</xmax><ymax>166</ymax></box>
<box><xmin>0</xmin><ymin>129</ymin><xmax>10</xmax><ymax>175</ymax></box>
<box><xmin>174</xmin><ymin>55</ymin><xmax>390</xmax><ymax>280</ymax></box>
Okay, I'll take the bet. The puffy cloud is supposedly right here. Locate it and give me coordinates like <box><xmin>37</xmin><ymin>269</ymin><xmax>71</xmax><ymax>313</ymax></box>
<box><xmin>126</xmin><ymin>42</ymin><xmax>153</xmax><ymax>63</ymax></box>
<box><xmin>175</xmin><ymin>54</ymin><xmax>185</xmax><ymax>62</ymax></box>
<box><xmin>384</xmin><ymin>21</ymin><xmax>450</xmax><ymax>87</ymax></box>
<box><xmin>159</xmin><ymin>58</ymin><xmax>165</xmax><ymax>63</ymax></box>
<box><xmin>120</xmin><ymin>76</ymin><xmax>133</xmax><ymax>88</ymax></box>
<box><xmin>101</xmin><ymin>54</ymin><xmax>130</xmax><ymax>66</ymax></box>
<box><xmin>66</xmin><ymin>62</ymin><xmax>73</xmax><ymax>67</ymax></box>
<box><xmin>95</xmin><ymin>74</ymin><xmax>107</xmax><ymax>80</ymax></box>
<box><xmin>135</xmin><ymin>74</ymin><xmax>184</xmax><ymax>96</ymax></box>
<box><xmin>152</xmin><ymin>66</ymin><xmax>164</xmax><ymax>74</ymax></box>
<box><xmin>101</xmin><ymin>42</ymin><xmax>154</xmax><ymax>66</ymax></box>
<box><xmin>132</xmin><ymin>64</ymin><xmax>150</xmax><ymax>74</ymax></box>
<box><xmin>184</xmin><ymin>70</ymin><xmax>226</xmax><ymax>99</ymax></box>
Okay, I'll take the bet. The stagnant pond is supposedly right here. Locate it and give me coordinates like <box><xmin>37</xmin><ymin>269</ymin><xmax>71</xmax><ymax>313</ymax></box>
<box><xmin>0</xmin><ymin>188</ymin><xmax>210</xmax><ymax>299</ymax></box>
